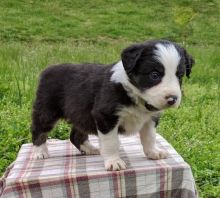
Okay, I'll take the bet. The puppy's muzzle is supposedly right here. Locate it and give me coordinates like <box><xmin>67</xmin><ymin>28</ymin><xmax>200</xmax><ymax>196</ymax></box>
<box><xmin>144</xmin><ymin>102</ymin><xmax>159</xmax><ymax>111</ymax></box>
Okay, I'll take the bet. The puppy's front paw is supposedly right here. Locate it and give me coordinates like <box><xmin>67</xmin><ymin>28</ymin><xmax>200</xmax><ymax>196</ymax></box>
<box><xmin>145</xmin><ymin>148</ymin><xmax>169</xmax><ymax>160</ymax></box>
<box><xmin>32</xmin><ymin>144</ymin><xmax>49</xmax><ymax>159</ymax></box>
<box><xmin>104</xmin><ymin>158</ymin><xmax>126</xmax><ymax>171</ymax></box>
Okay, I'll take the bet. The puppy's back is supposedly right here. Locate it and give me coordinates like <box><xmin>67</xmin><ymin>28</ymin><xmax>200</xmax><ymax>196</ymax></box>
<box><xmin>34</xmin><ymin>63</ymin><xmax>111</xmax><ymax>131</ymax></box>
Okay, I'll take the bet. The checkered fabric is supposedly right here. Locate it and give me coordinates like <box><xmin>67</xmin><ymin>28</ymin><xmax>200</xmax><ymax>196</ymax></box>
<box><xmin>0</xmin><ymin>134</ymin><xmax>198</xmax><ymax>198</ymax></box>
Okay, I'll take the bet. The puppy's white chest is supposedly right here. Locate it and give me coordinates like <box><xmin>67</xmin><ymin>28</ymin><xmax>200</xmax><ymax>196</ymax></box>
<box><xmin>118</xmin><ymin>105</ymin><xmax>151</xmax><ymax>135</ymax></box>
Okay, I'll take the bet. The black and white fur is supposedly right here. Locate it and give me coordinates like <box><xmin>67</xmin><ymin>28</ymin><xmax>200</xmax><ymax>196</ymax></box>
<box><xmin>31</xmin><ymin>40</ymin><xmax>194</xmax><ymax>171</ymax></box>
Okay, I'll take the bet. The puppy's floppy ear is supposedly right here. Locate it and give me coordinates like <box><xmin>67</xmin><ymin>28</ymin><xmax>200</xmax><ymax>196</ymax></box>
<box><xmin>121</xmin><ymin>44</ymin><xmax>144</xmax><ymax>75</ymax></box>
<box><xmin>183</xmin><ymin>49</ymin><xmax>195</xmax><ymax>78</ymax></box>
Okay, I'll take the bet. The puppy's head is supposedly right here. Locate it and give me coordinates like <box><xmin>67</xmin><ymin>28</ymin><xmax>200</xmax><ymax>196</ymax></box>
<box><xmin>121</xmin><ymin>40</ymin><xmax>194</xmax><ymax>111</ymax></box>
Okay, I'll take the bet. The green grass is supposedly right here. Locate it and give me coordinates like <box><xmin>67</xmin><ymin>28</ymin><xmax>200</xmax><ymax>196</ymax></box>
<box><xmin>0</xmin><ymin>0</ymin><xmax>219</xmax><ymax>197</ymax></box>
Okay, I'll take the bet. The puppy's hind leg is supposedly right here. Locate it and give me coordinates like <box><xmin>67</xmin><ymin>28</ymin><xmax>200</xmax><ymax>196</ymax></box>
<box><xmin>70</xmin><ymin>127</ymin><xmax>99</xmax><ymax>155</ymax></box>
<box><xmin>31</xmin><ymin>105</ymin><xmax>59</xmax><ymax>159</ymax></box>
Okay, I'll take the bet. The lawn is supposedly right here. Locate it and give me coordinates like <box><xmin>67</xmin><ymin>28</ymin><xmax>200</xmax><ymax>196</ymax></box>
<box><xmin>0</xmin><ymin>0</ymin><xmax>219</xmax><ymax>197</ymax></box>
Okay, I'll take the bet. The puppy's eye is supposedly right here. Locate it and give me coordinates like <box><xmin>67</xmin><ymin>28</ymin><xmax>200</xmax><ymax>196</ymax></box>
<box><xmin>149</xmin><ymin>71</ymin><xmax>161</xmax><ymax>80</ymax></box>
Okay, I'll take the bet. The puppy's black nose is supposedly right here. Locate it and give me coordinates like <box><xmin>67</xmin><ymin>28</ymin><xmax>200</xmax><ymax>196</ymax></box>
<box><xmin>165</xmin><ymin>95</ymin><xmax>178</xmax><ymax>105</ymax></box>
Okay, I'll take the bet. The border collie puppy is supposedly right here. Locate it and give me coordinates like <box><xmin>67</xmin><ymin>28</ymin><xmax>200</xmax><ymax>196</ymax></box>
<box><xmin>31</xmin><ymin>40</ymin><xmax>194</xmax><ymax>171</ymax></box>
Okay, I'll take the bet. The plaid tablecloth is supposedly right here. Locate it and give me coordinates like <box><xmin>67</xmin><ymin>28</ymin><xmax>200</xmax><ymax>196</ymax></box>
<box><xmin>0</xmin><ymin>134</ymin><xmax>198</xmax><ymax>198</ymax></box>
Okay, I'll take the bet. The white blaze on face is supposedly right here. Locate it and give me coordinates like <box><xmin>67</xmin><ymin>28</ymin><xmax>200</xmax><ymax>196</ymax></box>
<box><xmin>154</xmin><ymin>43</ymin><xmax>181</xmax><ymax>74</ymax></box>
<box><xmin>143</xmin><ymin>43</ymin><xmax>182</xmax><ymax>109</ymax></box>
